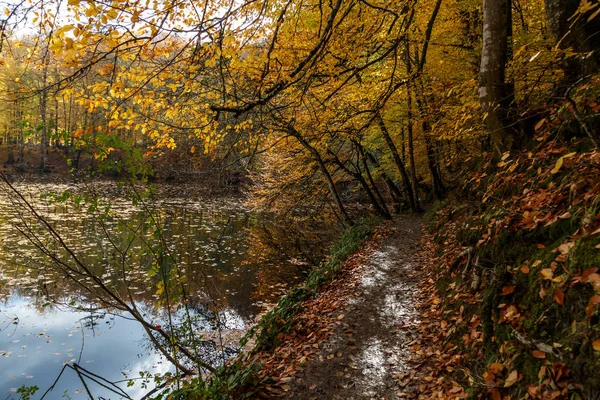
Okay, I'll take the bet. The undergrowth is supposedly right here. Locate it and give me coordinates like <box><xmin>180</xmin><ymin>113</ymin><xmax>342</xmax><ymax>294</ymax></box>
<box><xmin>425</xmin><ymin>152</ymin><xmax>600</xmax><ymax>397</ymax></box>
<box><xmin>419</xmin><ymin>77</ymin><xmax>600</xmax><ymax>399</ymax></box>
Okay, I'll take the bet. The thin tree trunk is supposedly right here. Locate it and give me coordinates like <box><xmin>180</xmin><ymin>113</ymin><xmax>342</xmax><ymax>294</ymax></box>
<box><xmin>328</xmin><ymin>148</ymin><xmax>391</xmax><ymax>220</ymax></box>
<box><xmin>403</xmin><ymin>39</ymin><xmax>421</xmax><ymax>210</ymax></box>
<box><xmin>366</xmin><ymin>151</ymin><xmax>404</xmax><ymax>213</ymax></box>
<box><xmin>424</xmin><ymin>126</ymin><xmax>446</xmax><ymax>199</ymax></box>
<box><xmin>40</xmin><ymin>48</ymin><xmax>49</xmax><ymax>170</ymax></box>
<box><xmin>290</xmin><ymin>130</ymin><xmax>353</xmax><ymax>226</ymax></box>
<box><xmin>406</xmin><ymin>82</ymin><xmax>420</xmax><ymax>209</ymax></box>
<box><xmin>17</xmin><ymin>101</ymin><xmax>24</xmax><ymax>162</ymax></box>
<box><xmin>354</xmin><ymin>141</ymin><xmax>392</xmax><ymax>218</ymax></box>
<box><xmin>414</xmin><ymin>82</ymin><xmax>446</xmax><ymax>200</ymax></box>
<box><xmin>376</xmin><ymin>113</ymin><xmax>420</xmax><ymax>213</ymax></box>
<box><xmin>400</xmin><ymin>127</ymin><xmax>406</xmax><ymax>162</ymax></box>
<box><xmin>545</xmin><ymin>0</ymin><xmax>600</xmax><ymax>82</ymax></box>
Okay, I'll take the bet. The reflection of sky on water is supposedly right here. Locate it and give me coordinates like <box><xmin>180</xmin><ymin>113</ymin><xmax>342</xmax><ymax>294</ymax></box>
<box><xmin>0</xmin><ymin>296</ymin><xmax>172</xmax><ymax>399</ymax></box>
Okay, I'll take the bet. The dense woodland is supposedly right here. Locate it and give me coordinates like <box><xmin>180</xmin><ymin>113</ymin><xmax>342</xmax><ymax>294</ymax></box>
<box><xmin>1</xmin><ymin>0</ymin><xmax>600</xmax><ymax>397</ymax></box>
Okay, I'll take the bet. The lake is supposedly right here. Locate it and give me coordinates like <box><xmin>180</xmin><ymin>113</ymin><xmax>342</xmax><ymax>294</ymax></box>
<box><xmin>0</xmin><ymin>181</ymin><xmax>311</xmax><ymax>399</ymax></box>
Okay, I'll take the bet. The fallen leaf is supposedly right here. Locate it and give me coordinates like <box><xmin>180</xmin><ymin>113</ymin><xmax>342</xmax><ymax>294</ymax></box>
<box><xmin>532</xmin><ymin>350</ymin><xmax>546</xmax><ymax>359</ymax></box>
<box><xmin>488</xmin><ymin>362</ymin><xmax>504</xmax><ymax>374</ymax></box>
<box><xmin>593</xmin><ymin>340</ymin><xmax>600</xmax><ymax>351</ymax></box>
<box><xmin>551</xmin><ymin>152</ymin><xmax>577</xmax><ymax>174</ymax></box>
<box><xmin>541</xmin><ymin>269</ymin><xmax>554</xmax><ymax>280</ymax></box>
<box><xmin>504</xmin><ymin>370</ymin><xmax>519</xmax><ymax>387</ymax></box>
<box><xmin>492</xmin><ymin>388</ymin><xmax>501</xmax><ymax>400</ymax></box>
<box><xmin>557</xmin><ymin>242</ymin><xmax>574</xmax><ymax>255</ymax></box>
<box><xmin>581</xmin><ymin>268</ymin><xmax>598</xmax><ymax>280</ymax></box>
<box><xmin>534</xmin><ymin>118</ymin><xmax>546</xmax><ymax>131</ymax></box>
<box><xmin>554</xmin><ymin>288</ymin><xmax>565</xmax><ymax>306</ymax></box>
<box><xmin>586</xmin><ymin>295</ymin><xmax>600</xmax><ymax>318</ymax></box>
<box><xmin>558</xmin><ymin>211</ymin><xmax>572</xmax><ymax>219</ymax></box>
<box><xmin>502</xmin><ymin>286</ymin><xmax>516</xmax><ymax>295</ymax></box>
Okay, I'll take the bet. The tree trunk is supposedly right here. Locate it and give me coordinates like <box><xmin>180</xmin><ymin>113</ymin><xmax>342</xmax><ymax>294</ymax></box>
<box><xmin>414</xmin><ymin>83</ymin><xmax>446</xmax><ymax>200</ymax></box>
<box><xmin>290</xmin><ymin>130</ymin><xmax>353</xmax><ymax>226</ymax></box>
<box><xmin>40</xmin><ymin>49</ymin><xmax>49</xmax><ymax>170</ymax></box>
<box><xmin>376</xmin><ymin>113</ymin><xmax>420</xmax><ymax>213</ymax></box>
<box><xmin>366</xmin><ymin>151</ymin><xmax>404</xmax><ymax>213</ymax></box>
<box><xmin>355</xmin><ymin>142</ymin><xmax>392</xmax><ymax>218</ymax></box>
<box><xmin>403</xmin><ymin>40</ymin><xmax>422</xmax><ymax>209</ymax></box>
<box><xmin>406</xmin><ymin>83</ymin><xmax>421</xmax><ymax>210</ymax></box>
<box><xmin>424</xmin><ymin>134</ymin><xmax>446</xmax><ymax>199</ymax></box>
<box><xmin>478</xmin><ymin>0</ymin><xmax>517</xmax><ymax>157</ymax></box>
<box><xmin>545</xmin><ymin>0</ymin><xmax>600</xmax><ymax>81</ymax></box>
<box><xmin>328</xmin><ymin>148</ymin><xmax>392</xmax><ymax>220</ymax></box>
<box><xmin>17</xmin><ymin>101</ymin><xmax>24</xmax><ymax>162</ymax></box>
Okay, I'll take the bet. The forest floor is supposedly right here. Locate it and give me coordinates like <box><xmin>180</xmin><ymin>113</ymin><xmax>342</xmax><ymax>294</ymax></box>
<box><xmin>254</xmin><ymin>215</ymin><xmax>431</xmax><ymax>399</ymax></box>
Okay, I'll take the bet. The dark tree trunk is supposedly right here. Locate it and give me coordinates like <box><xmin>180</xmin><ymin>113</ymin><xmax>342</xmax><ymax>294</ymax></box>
<box><xmin>40</xmin><ymin>46</ymin><xmax>50</xmax><ymax>170</ymax></box>
<box><xmin>406</xmin><ymin>83</ymin><xmax>421</xmax><ymax>210</ymax></box>
<box><xmin>328</xmin><ymin>148</ymin><xmax>392</xmax><ymax>220</ymax></box>
<box><xmin>355</xmin><ymin>142</ymin><xmax>392</xmax><ymax>218</ymax></box>
<box><xmin>290</xmin><ymin>130</ymin><xmax>353</xmax><ymax>226</ymax></box>
<box><xmin>376</xmin><ymin>113</ymin><xmax>420</xmax><ymax>213</ymax></box>
<box><xmin>414</xmin><ymin>84</ymin><xmax>446</xmax><ymax>200</ymax></box>
<box><xmin>545</xmin><ymin>0</ymin><xmax>600</xmax><ymax>81</ymax></box>
<box><xmin>403</xmin><ymin>40</ymin><xmax>422</xmax><ymax>210</ymax></box>
<box><xmin>478</xmin><ymin>0</ymin><xmax>518</xmax><ymax>157</ymax></box>
<box><xmin>366</xmin><ymin>151</ymin><xmax>404</xmax><ymax>213</ymax></box>
<box><xmin>425</xmin><ymin>134</ymin><xmax>446</xmax><ymax>199</ymax></box>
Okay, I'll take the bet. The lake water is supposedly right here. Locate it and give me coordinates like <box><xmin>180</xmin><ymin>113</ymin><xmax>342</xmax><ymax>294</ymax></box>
<box><xmin>0</xmin><ymin>182</ymin><xmax>307</xmax><ymax>399</ymax></box>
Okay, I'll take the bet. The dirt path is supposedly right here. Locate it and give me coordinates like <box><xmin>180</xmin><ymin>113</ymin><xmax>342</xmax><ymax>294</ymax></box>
<box><xmin>282</xmin><ymin>215</ymin><xmax>423</xmax><ymax>399</ymax></box>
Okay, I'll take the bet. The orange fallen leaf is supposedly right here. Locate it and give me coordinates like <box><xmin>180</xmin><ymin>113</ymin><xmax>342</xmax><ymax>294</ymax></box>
<box><xmin>581</xmin><ymin>268</ymin><xmax>599</xmax><ymax>280</ymax></box>
<box><xmin>532</xmin><ymin>350</ymin><xmax>546</xmax><ymax>359</ymax></box>
<box><xmin>487</xmin><ymin>362</ymin><xmax>504</xmax><ymax>374</ymax></box>
<box><xmin>502</xmin><ymin>286</ymin><xmax>516</xmax><ymax>295</ymax></box>
<box><xmin>491</xmin><ymin>388</ymin><xmax>501</xmax><ymax>400</ymax></box>
<box><xmin>554</xmin><ymin>288</ymin><xmax>565</xmax><ymax>306</ymax></box>
<box><xmin>593</xmin><ymin>340</ymin><xmax>600</xmax><ymax>351</ymax></box>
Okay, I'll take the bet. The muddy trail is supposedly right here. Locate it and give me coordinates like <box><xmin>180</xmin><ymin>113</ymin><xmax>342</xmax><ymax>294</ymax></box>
<box><xmin>280</xmin><ymin>215</ymin><xmax>424</xmax><ymax>399</ymax></box>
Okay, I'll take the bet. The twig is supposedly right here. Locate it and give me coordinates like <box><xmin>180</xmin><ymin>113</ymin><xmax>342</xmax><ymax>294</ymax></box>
<box><xmin>511</xmin><ymin>329</ymin><xmax>562</xmax><ymax>359</ymax></box>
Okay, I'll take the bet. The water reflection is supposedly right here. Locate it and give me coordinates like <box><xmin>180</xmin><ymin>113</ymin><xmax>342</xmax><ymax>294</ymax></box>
<box><xmin>0</xmin><ymin>296</ymin><xmax>169</xmax><ymax>398</ymax></box>
<box><xmin>0</xmin><ymin>182</ymin><xmax>305</xmax><ymax>398</ymax></box>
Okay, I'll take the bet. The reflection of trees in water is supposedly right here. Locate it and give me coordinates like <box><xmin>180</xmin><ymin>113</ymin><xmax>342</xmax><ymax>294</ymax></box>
<box><xmin>0</xmin><ymin>178</ymin><xmax>226</xmax><ymax>376</ymax></box>
<box><xmin>243</xmin><ymin>212</ymin><xmax>337</xmax><ymax>306</ymax></box>
<box><xmin>133</xmin><ymin>300</ymin><xmax>242</xmax><ymax>372</ymax></box>
<box><xmin>34</xmin><ymin>301</ymin><xmax>241</xmax><ymax>399</ymax></box>
<box><xmin>0</xmin><ymin>179</ymin><xmax>331</xmax><ymax>396</ymax></box>
<box><xmin>0</xmin><ymin>183</ymin><xmax>327</xmax><ymax>320</ymax></box>
<box><xmin>77</xmin><ymin>306</ymin><xmax>115</xmax><ymax>334</ymax></box>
